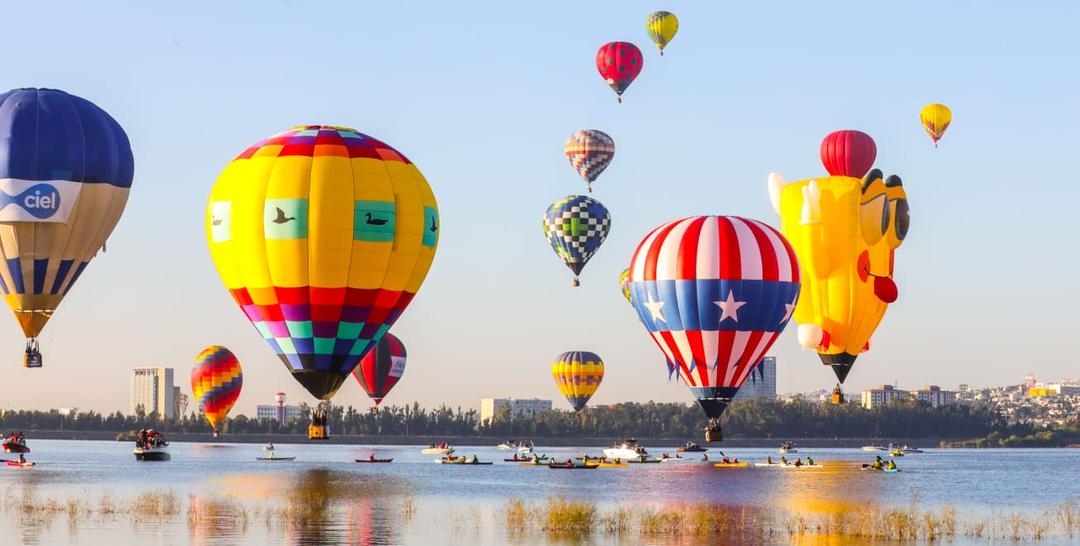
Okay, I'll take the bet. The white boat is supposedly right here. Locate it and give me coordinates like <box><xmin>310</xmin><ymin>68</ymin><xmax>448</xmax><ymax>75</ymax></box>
<box><xmin>133</xmin><ymin>445</ymin><xmax>170</xmax><ymax>461</ymax></box>
<box><xmin>900</xmin><ymin>445</ymin><xmax>924</xmax><ymax>454</ymax></box>
<box><xmin>862</xmin><ymin>445</ymin><xmax>888</xmax><ymax>451</ymax></box>
<box><xmin>779</xmin><ymin>442</ymin><xmax>797</xmax><ymax>454</ymax></box>
<box><xmin>496</xmin><ymin>441</ymin><xmax>515</xmax><ymax>450</ymax></box>
<box><xmin>517</xmin><ymin>441</ymin><xmax>535</xmax><ymax>454</ymax></box>
<box><xmin>780</xmin><ymin>463</ymin><xmax>823</xmax><ymax>469</ymax></box>
<box><xmin>603</xmin><ymin>439</ymin><xmax>648</xmax><ymax>461</ymax></box>
<box><xmin>421</xmin><ymin>445</ymin><xmax>454</xmax><ymax>455</ymax></box>
<box><xmin>754</xmin><ymin>462</ymin><xmax>784</xmax><ymax>467</ymax></box>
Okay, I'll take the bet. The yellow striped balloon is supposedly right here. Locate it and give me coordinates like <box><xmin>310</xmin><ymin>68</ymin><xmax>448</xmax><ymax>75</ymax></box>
<box><xmin>919</xmin><ymin>103</ymin><xmax>952</xmax><ymax>146</ymax></box>
<box><xmin>552</xmin><ymin>351</ymin><xmax>604</xmax><ymax>412</ymax></box>
<box><xmin>645</xmin><ymin>11</ymin><xmax>679</xmax><ymax>55</ymax></box>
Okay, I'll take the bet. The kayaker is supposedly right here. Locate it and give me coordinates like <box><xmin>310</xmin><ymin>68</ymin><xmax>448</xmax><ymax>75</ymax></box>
<box><xmin>780</xmin><ymin>456</ymin><xmax>788</xmax><ymax>465</ymax></box>
<box><xmin>511</xmin><ymin>453</ymin><xmax>518</xmax><ymax>461</ymax></box>
<box><xmin>266</xmin><ymin>440</ymin><xmax>275</xmax><ymax>451</ymax></box>
<box><xmin>369</xmin><ymin>454</ymin><xmax>376</xmax><ymax>462</ymax></box>
<box><xmin>661</xmin><ymin>453</ymin><xmax>669</xmax><ymax>460</ymax></box>
<box><xmin>702</xmin><ymin>453</ymin><xmax>709</xmax><ymax>461</ymax></box>
<box><xmin>794</xmin><ymin>458</ymin><xmax>802</xmax><ymax>467</ymax></box>
<box><xmin>17</xmin><ymin>454</ymin><xmax>25</xmax><ymax>464</ymax></box>
<box><xmin>807</xmin><ymin>456</ymin><xmax>815</xmax><ymax>465</ymax></box>
<box><xmin>871</xmin><ymin>459</ymin><xmax>883</xmax><ymax>470</ymax></box>
<box><xmin>885</xmin><ymin>460</ymin><xmax>897</xmax><ymax>470</ymax></box>
<box><xmin>722</xmin><ymin>457</ymin><xmax>731</xmax><ymax>464</ymax></box>
<box><xmin>766</xmin><ymin>456</ymin><xmax>773</xmax><ymax>465</ymax></box>
<box><xmin>471</xmin><ymin>455</ymin><xmax>479</xmax><ymax>464</ymax></box>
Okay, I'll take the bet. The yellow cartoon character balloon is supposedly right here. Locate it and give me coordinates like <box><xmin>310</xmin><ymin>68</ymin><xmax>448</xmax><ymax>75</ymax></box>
<box><xmin>768</xmin><ymin>131</ymin><xmax>909</xmax><ymax>393</ymax></box>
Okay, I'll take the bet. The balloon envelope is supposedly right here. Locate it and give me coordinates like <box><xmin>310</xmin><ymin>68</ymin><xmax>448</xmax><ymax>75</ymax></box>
<box><xmin>820</xmin><ymin>130</ymin><xmax>876</xmax><ymax>178</ymax></box>
<box><xmin>0</xmin><ymin>88</ymin><xmax>134</xmax><ymax>340</ymax></box>
<box><xmin>564</xmin><ymin>130</ymin><xmax>615</xmax><ymax>192</ymax></box>
<box><xmin>645</xmin><ymin>11</ymin><xmax>679</xmax><ymax>54</ymax></box>
<box><xmin>596</xmin><ymin>42</ymin><xmax>644</xmax><ymax>101</ymax></box>
<box><xmin>628</xmin><ymin>216</ymin><xmax>800</xmax><ymax>432</ymax></box>
<box><xmin>192</xmin><ymin>346</ymin><xmax>243</xmax><ymax>433</ymax></box>
<box><xmin>351</xmin><ymin>332</ymin><xmax>406</xmax><ymax>406</ymax></box>
<box><xmin>618</xmin><ymin>267</ymin><xmax>631</xmax><ymax>304</ymax></box>
<box><xmin>542</xmin><ymin>195</ymin><xmax>610</xmax><ymax>284</ymax></box>
<box><xmin>206</xmin><ymin>126</ymin><xmax>439</xmax><ymax>400</ymax></box>
<box><xmin>552</xmin><ymin>351</ymin><xmax>604</xmax><ymax>412</ymax></box>
<box><xmin>770</xmin><ymin>160</ymin><xmax>909</xmax><ymax>383</ymax></box>
<box><xmin>920</xmin><ymin>103</ymin><xmax>952</xmax><ymax>145</ymax></box>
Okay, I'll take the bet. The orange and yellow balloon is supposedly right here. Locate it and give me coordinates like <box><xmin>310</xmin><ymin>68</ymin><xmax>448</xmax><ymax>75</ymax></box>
<box><xmin>552</xmin><ymin>351</ymin><xmax>604</xmax><ymax>412</ymax></box>
<box><xmin>192</xmin><ymin>346</ymin><xmax>243</xmax><ymax>436</ymax></box>
<box><xmin>768</xmin><ymin>131</ymin><xmax>910</xmax><ymax>386</ymax></box>
<box><xmin>919</xmin><ymin>103</ymin><xmax>951</xmax><ymax>146</ymax></box>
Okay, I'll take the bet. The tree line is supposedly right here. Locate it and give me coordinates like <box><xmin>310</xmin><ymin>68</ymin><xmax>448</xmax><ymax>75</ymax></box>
<box><xmin>0</xmin><ymin>397</ymin><xmax>1041</xmax><ymax>440</ymax></box>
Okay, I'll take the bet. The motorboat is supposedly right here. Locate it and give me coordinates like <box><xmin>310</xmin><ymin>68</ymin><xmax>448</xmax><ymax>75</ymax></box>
<box><xmin>517</xmin><ymin>440</ymin><xmax>535</xmax><ymax>454</ymax></box>
<box><xmin>133</xmin><ymin>430</ymin><xmax>170</xmax><ymax>461</ymax></box>
<box><xmin>421</xmin><ymin>443</ymin><xmax>454</xmax><ymax>455</ymax></box>
<box><xmin>676</xmin><ymin>441</ymin><xmax>707</xmax><ymax>453</ymax></box>
<box><xmin>1</xmin><ymin>434</ymin><xmax>30</xmax><ymax>454</ymax></box>
<box><xmin>900</xmin><ymin>445</ymin><xmax>924</xmax><ymax>454</ymax></box>
<box><xmin>779</xmin><ymin>441</ymin><xmax>797</xmax><ymax>454</ymax></box>
<box><xmin>496</xmin><ymin>440</ymin><xmax>517</xmax><ymax>450</ymax></box>
<box><xmin>862</xmin><ymin>444</ymin><xmax>889</xmax><ymax>451</ymax></box>
<box><xmin>603</xmin><ymin>439</ymin><xmax>648</xmax><ymax>461</ymax></box>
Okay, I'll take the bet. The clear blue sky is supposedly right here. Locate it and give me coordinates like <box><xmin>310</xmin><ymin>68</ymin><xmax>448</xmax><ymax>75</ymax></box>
<box><xmin>1</xmin><ymin>2</ymin><xmax>1077</xmax><ymax>415</ymax></box>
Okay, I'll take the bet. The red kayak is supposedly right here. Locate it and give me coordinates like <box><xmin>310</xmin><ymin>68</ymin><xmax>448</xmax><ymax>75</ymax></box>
<box><xmin>5</xmin><ymin>460</ymin><xmax>34</xmax><ymax>467</ymax></box>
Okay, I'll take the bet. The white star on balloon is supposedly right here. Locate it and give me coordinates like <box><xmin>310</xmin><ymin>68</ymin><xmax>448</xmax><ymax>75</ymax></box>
<box><xmin>643</xmin><ymin>295</ymin><xmax>666</xmax><ymax>323</ymax></box>
<box><xmin>715</xmin><ymin>290</ymin><xmax>747</xmax><ymax>322</ymax></box>
<box><xmin>780</xmin><ymin>298</ymin><xmax>797</xmax><ymax>324</ymax></box>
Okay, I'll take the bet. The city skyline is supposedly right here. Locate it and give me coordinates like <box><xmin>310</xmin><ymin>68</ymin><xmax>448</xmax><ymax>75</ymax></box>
<box><xmin>0</xmin><ymin>3</ymin><xmax>1078</xmax><ymax>415</ymax></box>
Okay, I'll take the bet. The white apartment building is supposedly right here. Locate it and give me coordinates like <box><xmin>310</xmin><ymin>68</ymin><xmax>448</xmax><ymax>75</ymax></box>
<box><xmin>256</xmin><ymin>404</ymin><xmax>305</xmax><ymax>423</ymax></box>
<box><xmin>131</xmin><ymin>368</ymin><xmax>177</xmax><ymax>419</ymax></box>
<box><xmin>913</xmin><ymin>385</ymin><xmax>958</xmax><ymax>407</ymax></box>
<box><xmin>861</xmin><ymin>385</ymin><xmax>910</xmax><ymax>409</ymax></box>
<box><xmin>480</xmin><ymin>398</ymin><xmax>552</xmax><ymax>423</ymax></box>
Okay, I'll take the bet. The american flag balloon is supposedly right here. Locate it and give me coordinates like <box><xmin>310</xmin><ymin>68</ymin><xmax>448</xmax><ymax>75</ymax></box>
<box><xmin>628</xmin><ymin>216</ymin><xmax>800</xmax><ymax>441</ymax></box>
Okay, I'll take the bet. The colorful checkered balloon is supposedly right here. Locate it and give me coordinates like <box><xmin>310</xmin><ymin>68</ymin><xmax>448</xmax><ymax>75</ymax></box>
<box><xmin>564</xmin><ymin>129</ymin><xmax>615</xmax><ymax>192</ymax></box>
<box><xmin>542</xmin><ymin>195</ymin><xmax>611</xmax><ymax>286</ymax></box>
<box><xmin>192</xmin><ymin>346</ymin><xmax>242</xmax><ymax>435</ymax></box>
<box><xmin>206</xmin><ymin>126</ymin><xmax>439</xmax><ymax>401</ymax></box>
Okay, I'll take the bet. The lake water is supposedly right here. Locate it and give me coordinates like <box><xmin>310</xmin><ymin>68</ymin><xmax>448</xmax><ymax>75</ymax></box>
<box><xmin>0</xmin><ymin>440</ymin><xmax>1076</xmax><ymax>545</ymax></box>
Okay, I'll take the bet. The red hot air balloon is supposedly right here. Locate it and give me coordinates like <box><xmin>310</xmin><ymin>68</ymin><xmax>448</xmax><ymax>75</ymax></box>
<box><xmin>596</xmin><ymin>42</ymin><xmax>644</xmax><ymax>103</ymax></box>
<box><xmin>819</xmin><ymin>130</ymin><xmax>877</xmax><ymax>178</ymax></box>
<box><xmin>351</xmin><ymin>332</ymin><xmax>406</xmax><ymax>413</ymax></box>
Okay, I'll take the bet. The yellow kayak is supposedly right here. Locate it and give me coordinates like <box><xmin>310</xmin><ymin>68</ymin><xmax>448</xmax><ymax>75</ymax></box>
<box><xmin>598</xmin><ymin>461</ymin><xmax>627</xmax><ymax>467</ymax></box>
<box><xmin>713</xmin><ymin>462</ymin><xmax>750</xmax><ymax>468</ymax></box>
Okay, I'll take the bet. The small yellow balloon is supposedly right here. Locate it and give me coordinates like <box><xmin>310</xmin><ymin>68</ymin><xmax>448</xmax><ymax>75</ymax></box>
<box><xmin>920</xmin><ymin>103</ymin><xmax>952</xmax><ymax>146</ymax></box>
<box><xmin>645</xmin><ymin>11</ymin><xmax>679</xmax><ymax>56</ymax></box>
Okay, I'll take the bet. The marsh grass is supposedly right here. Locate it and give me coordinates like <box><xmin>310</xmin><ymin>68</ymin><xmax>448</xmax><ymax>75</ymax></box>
<box><xmin>504</xmin><ymin>497</ymin><xmax>1080</xmax><ymax>542</ymax></box>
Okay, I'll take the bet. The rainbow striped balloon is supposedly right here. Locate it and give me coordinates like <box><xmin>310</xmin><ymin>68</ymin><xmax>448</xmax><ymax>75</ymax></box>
<box><xmin>192</xmin><ymin>346</ymin><xmax>243</xmax><ymax>435</ymax></box>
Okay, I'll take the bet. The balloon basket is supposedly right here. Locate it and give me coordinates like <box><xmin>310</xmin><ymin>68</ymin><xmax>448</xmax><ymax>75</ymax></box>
<box><xmin>571</xmin><ymin>278</ymin><xmax>580</xmax><ymax>287</ymax></box>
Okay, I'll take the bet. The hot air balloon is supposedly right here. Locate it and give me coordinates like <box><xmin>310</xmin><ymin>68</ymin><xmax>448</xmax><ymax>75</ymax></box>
<box><xmin>351</xmin><ymin>332</ymin><xmax>406</xmax><ymax>413</ymax></box>
<box><xmin>645</xmin><ymin>11</ymin><xmax>679</xmax><ymax>56</ymax></box>
<box><xmin>920</xmin><ymin>103</ymin><xmax>952</xmax><ymax>146</ymax></box>
<box><xmin>552</xmin><ymin>351</ymin><xmax>604</xmax><ymax>412</ymax></box>
<box><xmin>596</xmin><ymin>42</ymin><xmax>644</xmax><ymax>103</ymax></box>
<box><xmin>628</xmin><ymin>216</ymin><xmax>800</xmax><ymax>441</ymax></box>
<box><xmin>564</xmin><ymin>130</ymin><xmax>615</xmax><ymax>192</ymax></box>
<box><xmin>618</xmin><ymin>267</ymin><xmax>632</xmax><ymax>304</ymax></box>
<box><xmin>192</xmin><ymin>346</ymin><xmax>243</xmax><ymax>436</ymax></box>
<box><xmin>819</xmin><ymin>130</ymin><xmax>877</xmax><ymax>179</ymax></box>
<box><xmin>768</xmin><ymin>131</ymin><xmax>909</xmax><ymax>401</ymax></box>
<box><xmin>206</xmin><ymin>125</ymin><xmax>439</xmax><ymax>439</ymax></box>
<box><xmin>0</xmin><ymin>88</ymin><xmax>134</xmax><ymax>368</ymax></box>
<box><xmin>542</xmin><ymin>195</ymin><xmax>611</xmax><ymax>286</ymax></box>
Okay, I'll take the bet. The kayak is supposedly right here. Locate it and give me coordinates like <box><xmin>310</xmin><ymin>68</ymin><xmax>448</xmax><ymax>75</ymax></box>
<box><xmin>780</xmin><ymin>464</ymin><xmax>823</xmax><ymax>469</ymax></box>
<box><xmin>436</xmin><ymin>459</ymin><xmax>492</xmax><ymax>465</ymax></box>
<box><xmin>627</xmin><ymin>459</ymin><xmax>662</xmax><ymax>464</ymax></box>
<box><xmin>754</xmin><ymin>462</ymin><xmax>784</xmax><ymax>467</ymax></box>
<box><xmin>547</xmin><ymin>462</ymin><xmax>597</xmax><ymax>470</ymax></box>
<box><xmin>861</xmin><ymin>464</ymin><xmax>900</xmax><ymax>472</ymax></box>
<box><xmin>519</xmin><ymin>460</ymin><xmax>550</xmax><ymax>466</ymax></box>
<box><xmin>504</xmin><ymin>456</ymin><xmax>547</xmax><ymax>462</ymax></box>
<box><xmin>713</xmin><ymin>462</ymin><xmax>750</xmax><ymax>468</ymax></box>
<box><xmin>5</xmin><ymin>460</ymin><xmax>34</xmax><ymax>467</ymax></box>
<box><xmin>598</xmin><ymin>462</ymin><xmax>628</xmax><ymax>467</ymax></box>
<box><xmin>658</xmin><ymin>457</ymin><xmax>693</xmax><ymax>462</ymax></box>
<box><xmin>355</xmin><ymin>458</ymin><xmax>394</xmax><ymax>463</ymax></box>
<box><xmin>256</xmin><ymin>456</ymin><xmax>296</xmax><ymax>461</ymax></box>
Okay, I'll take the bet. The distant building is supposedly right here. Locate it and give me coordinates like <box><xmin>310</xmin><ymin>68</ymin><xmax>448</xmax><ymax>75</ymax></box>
<box><xmin>131</xmin><ymin>368</ymin><xmax>176</xmax><ymax>419</ymax></box>
<box><xmin>913</xmin><ymin>385</ymin><xmax>958</xmax><ymax>408</ymax></box>
<box><xmin>861</xmin><ymin>385</ymin><xmax>909</xmax><ymax>409</ymax></box>
<box><xmin>734</xmin><ymin>357</ymin><xmax>777</xmax><ymax>401</ymax></box>
<box><xmin>1029</xmin><ymin>384</ymin><xmax>1080</xmax><ymax>397</ymax></box>
<box><xmin>480</xmin><ymin>398</ymin><xmax>552</xmax><ymax>423</ymax></box>
<box><xmin>256</xmin><ymin>404</ymin><xmax>304</xmax><ymax>423</ymax></box>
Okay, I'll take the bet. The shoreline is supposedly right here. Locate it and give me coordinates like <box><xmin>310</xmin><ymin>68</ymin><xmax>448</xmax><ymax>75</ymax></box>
<box><xmin>2</xmin><ymin>430</ymin><xmax>995</xmax><ymax>448</ymax></box>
